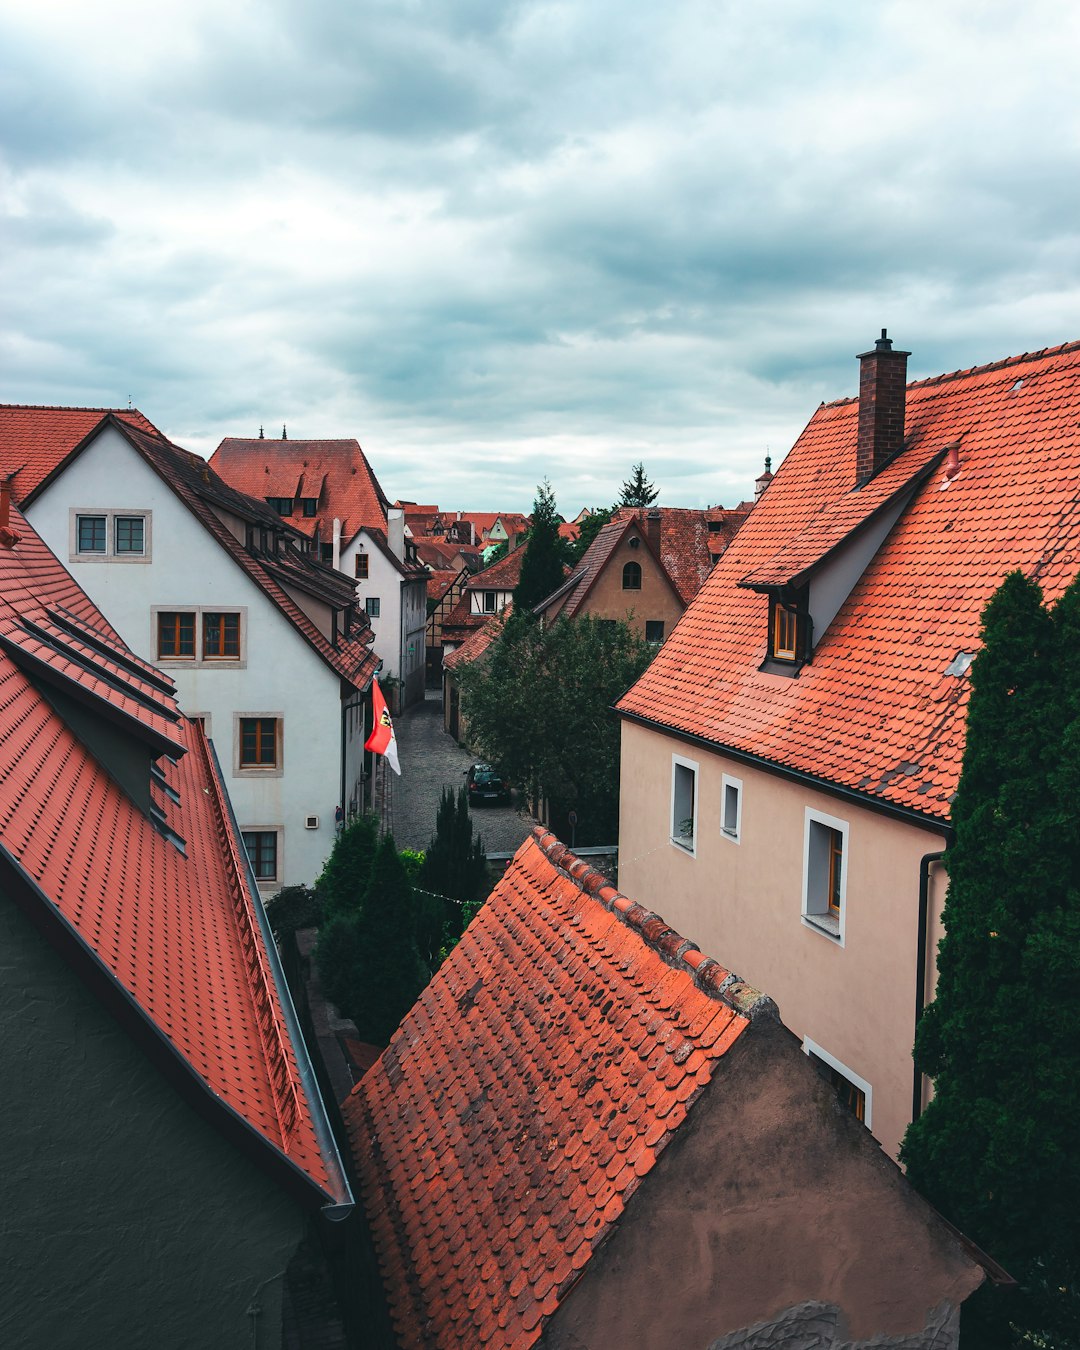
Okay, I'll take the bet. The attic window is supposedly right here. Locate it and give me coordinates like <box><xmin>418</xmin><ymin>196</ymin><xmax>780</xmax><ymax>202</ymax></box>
<box><xmin>945</xmin><ymin>651</ymin><xmax>975</xmax><ymax>677</ymax></box>
<box><xmin>302</xmin><ymin>498</ymin><xmax>318</xmax><ymax>517</ymax></box>
<box><xmin>268</xmin><ymin>497</ymin><xmax>294</xmax><ymax>517</ymax></box>
<box><xmin>764</xmin><ymin>589</ymin><xmax>810</xmax><ymax>670</ymax></box>
<box><xmin>622</xmin><ymin>561</ymin><xmax>642</xmax><ymax>590</ymax></box>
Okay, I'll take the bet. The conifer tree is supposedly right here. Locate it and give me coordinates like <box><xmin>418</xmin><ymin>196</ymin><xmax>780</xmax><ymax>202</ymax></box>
<box><xmin>415</xmin><ymin>787</ymin><xmax>488</xmax><ymax>965</ymax></box>
<box><xmin>315</xmin><ymin>814</ymin><xmax>379</xmax><ymax>920</ymax></box>
<box><xmin>617</xmin><ymin>462</ymin><xmax>659</xmax><ymax>508</ymax></box>
<box><xmin>512</xmin><ymin>479</ymin><xmax>569</xmax><ymax>618</ymax></box>
<box><xmin>901</xmin><ymin>571</ymin><xmax>1079</xmax><ymax>1347</ymax></box>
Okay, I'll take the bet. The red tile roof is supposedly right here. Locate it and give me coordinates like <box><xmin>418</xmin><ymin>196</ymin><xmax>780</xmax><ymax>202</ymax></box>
<box><xmin>442</xmin><ymin>608</ymin><xmax>509</xmax><ymax>672</ymax></box>
<box><xmin>0</xmin><ymin>509</ymin><xmax>350</xmax><ymax>1207</ymax></box>
<box><xmin>619</xmin><ymin>339</ymin><xmax>1080</xmax><ymax>820</ymax></box>
<box><xmin>209</xmin><ymin>437</ymin><xmax>390</xmax><ymax>544</ymax></box>
<box><xmin>0</xmin><ymin>404</ymin><xmax>160</xmax><ymax>500</ymax></box>
<box><xmin>344</xmin><ymin>829</ymin><xmax>762</xmax><ymax>1349</ymax></box>
<box><xmin>463</xmin><ymin>545</ymin><xmax>525</xmax><ymax>592</ymax></box>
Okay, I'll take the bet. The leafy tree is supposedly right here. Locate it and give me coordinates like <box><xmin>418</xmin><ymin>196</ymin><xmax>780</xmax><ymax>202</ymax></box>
<box><xmin>457</xmin><ymin>614</ymin><xmax>653</xmax><ymax>843</ymax></box>
<box><xmin>618</xmin><ymin>462</ymin><xmax>659</xmax><ymax>508</ymax></box>
<box><xmin>416</xmin><ymin>787</ymin><xmax>488</xmax><ymax>966</ymax></box>
<box><xmin>513</xmin><ymin>479</ymin><xmax>570</xmax><ymax>618</ymax></box>
<box><xmin>567</xmin><ymin>505</ymin><xmax>615</xmax><ymax>565</ymax></box>
<box><xmin>314</xmin><ymin>814</ymin><xmax>380</xmax><ymax>920</ymax></box>
<box><xmin>317</xmin><ymin>834</ymin><xmax>427</xmax><ymax>1045</ymax></box>
<box><xmin>264</xmin><ymin>883</ymin><xmax>322</xmax><ymax>943</ymax></box>
<box><xmin>901</xmin><ymin>571</ymin><xmax>1080</xmax><ymax>1347</ymax></box>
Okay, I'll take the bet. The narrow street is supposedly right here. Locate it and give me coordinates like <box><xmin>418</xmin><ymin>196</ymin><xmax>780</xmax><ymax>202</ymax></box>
<box><xmin>385</xmin><ymin>689</ymin><xmax>539</xmax><ymax>856</ymax></box>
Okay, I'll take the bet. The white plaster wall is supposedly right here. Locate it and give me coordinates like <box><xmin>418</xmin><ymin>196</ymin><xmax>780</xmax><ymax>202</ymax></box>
<box><xmin>28</xmin><ymin>425</ymin><xmax>353</xmax><ymax>889</ymax></box>
<box><xmin>343</xmin><ymin>530</ymin><xmax>401</xmax><ymax>680</ymax></box>
<box><xmin>618</xmin><ymin>718</ymin><xmax>949</xmax><ymax>1160</ymax></box>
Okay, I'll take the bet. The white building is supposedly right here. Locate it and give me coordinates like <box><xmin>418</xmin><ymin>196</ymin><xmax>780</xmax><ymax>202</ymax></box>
<box><xmin>2</xmin><ymin>409</ymin><xmax>377</xmax><ymax>892</ymax></box>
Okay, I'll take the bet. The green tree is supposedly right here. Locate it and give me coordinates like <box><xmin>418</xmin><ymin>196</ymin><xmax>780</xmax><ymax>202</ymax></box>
<box><xmin>314</xmin><ymin>814</ymin><xmax>379</xmax><ymax>920</ymax></box>
<box><xmin>416</xmin><ymin>787</ymin><xmax>488</xmax><ymax>966</ymax></box>
<box><xmin>457</xmin><ymin>614</ymin><xmax>652</xmax><ymax>843</ymax></box>
<box><xmin>901</xmin><ymin>571</ymin><xmax>1080</xmax><ymax>1347</ymax></box>
<box><xmin>618</xmin><ymin>462</ymin><xmax>659</xmax><ymax>508</ymax></box>
<box><xmin>513</xmin><ymin>479</ymin><xmax>570</xmax><ymax>618</ymax></box>
<box><xmin>264</xmin><ymin>883</ymin><xmax>322</xmax><ymax>944</ymax></box>
<box><xmin>567</xmin><ymin>505</ymin><xmax>615</xmax><ymax>565</ymax></box>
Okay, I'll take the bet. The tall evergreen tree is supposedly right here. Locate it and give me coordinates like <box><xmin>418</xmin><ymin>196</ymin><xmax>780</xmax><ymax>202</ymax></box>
<box><xmin>618</xmin><ymin>462</ymin><xmax>659</xmax><ymax>508</ymax></box>
<box><xmin>415</xmin><ymin>787</ymin><xmax>488</xmax><ymax>965</ymax></box>
<box><xmin>315</xmin><ymin>814</ymin><xmax>379</xmax><ymax>920</ymax></box>
<box><xmin>512</xmin><ymin>479</ymin><xmax>569</xmax><ymax>618</ymax></box>
<box><xmin>901</xmin><ymin>571</ymin><xmax>1080</xmax><ymax>1347</ymax></box>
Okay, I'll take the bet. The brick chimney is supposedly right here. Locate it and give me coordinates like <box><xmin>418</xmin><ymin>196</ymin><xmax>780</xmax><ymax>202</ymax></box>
<box><xmin>644</xmin><ymin>509</ymin><xmax>661</xmax><ymax>552</ymax></box>
<box><xmin>856</xmin><ymin>329</ymin><xmax>910</xmax><ymax>485</ymax></box>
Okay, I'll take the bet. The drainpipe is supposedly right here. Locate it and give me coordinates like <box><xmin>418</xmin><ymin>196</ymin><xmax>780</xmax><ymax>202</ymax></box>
<box><xmin>332</xmin><ymin>517</ymin><xmax>342</xmax><ymax>572</ymax></box>
<box><xmin>913</xmin><ymin>849</ymin><xmax>946</xmax><ymax>1122</ymax></box>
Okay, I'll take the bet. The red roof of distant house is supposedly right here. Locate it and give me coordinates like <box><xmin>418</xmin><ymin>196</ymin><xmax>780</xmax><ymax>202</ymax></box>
<box><xmin>441</xmin><ymin>549</ymin><xmax>528</xmax><ymax>642</ymax></box>
<box><xmin>426</xmin><ymin>568</ymin><xmax>460</xmax><ymax>605</ymax></box>
<box><xmin>704</xmin><ymin>503</ymin><xmax>753</xmax><ymax>560</ymax></box>
<box><xmin>210</xmin><ymin>437</ymin><xmax>390</xmax><ymax>544</ymax></box>
<box><xmin>343</xmin><ymin>830</ymin><xmax>762</xmax><ymax>1349</ymax></box>
<box><xmin>0</xmin><ymin>508</ymin><xmax>349</xmax><ymax>1208</ymax></box>
<box><xmin>619</xmin><ymin>339</ymin><xmax>1080</xmax><ymax>821</ymax></box>
<box><xmin>442</xmin><ymin>608</ymin><xmax>509</xmax><ymax>672</ymax></box>
<box><xmin>0</xmin><ymin>405</ymin><xmax>160</xmax><ymax>500</ymax></box>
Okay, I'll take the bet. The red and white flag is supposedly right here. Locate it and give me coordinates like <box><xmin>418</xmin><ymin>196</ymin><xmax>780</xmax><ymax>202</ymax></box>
<box><xmin>364</xmin><ymin>679</ymin><xmax>401</xmax><ymax>776</ymax></box>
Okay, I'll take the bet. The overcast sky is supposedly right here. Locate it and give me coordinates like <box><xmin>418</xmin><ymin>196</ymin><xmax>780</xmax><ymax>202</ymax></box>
<box><xmin>2</xmin><ymin>1</ymin><xmax>1078</xmax><ymax>514</ymax></box>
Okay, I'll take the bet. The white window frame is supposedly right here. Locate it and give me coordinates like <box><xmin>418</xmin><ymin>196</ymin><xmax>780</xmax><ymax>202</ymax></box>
<box><xmin>241</xmin><ymin>826</ymin><xmax>283</xmax><ymax>890</ymax></box>
<box><xmin>366</xmin><ymin>596</ymin><xmax>381</xmax><ymax>619</ymax></box>
<box><xmin>721</xmin><ymin>773</ymin><xmax>742</xmax><ymax>844</ymax></box>
<box><xmin>70</xmin><ymin>508</ymin><xmax>152</xmax><ymax>563</ymax></box>
<box><xmin>802</xmin><ymin>806</ymin><xmax>848</xmax><ymax>944</ymax></box>
<box><xmin>151</xmin><ymin>605</ymin><xmax>248</xmax><ymax>669</ymax></box>
<box><xmin>670</xmin><ymin>754</ymin><xmax>698</xmax><ymax>855</ymax></box>
<box><xmin>803</xmin><ymin>1037</ymin><xmax>872</xmax><ymax>1132</ymax></box>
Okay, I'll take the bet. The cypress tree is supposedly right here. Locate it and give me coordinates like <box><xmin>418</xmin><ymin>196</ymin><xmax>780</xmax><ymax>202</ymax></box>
<box><xmin>416</xmin><ymin>787</ymin><xmax>488</xmax><ymax>965</ymax></box>
<box><xmin>617</xmin><ymin>462</ymin><xmax>659</xmax><ymax>508</ymax></box>
<box><xmin>513</xmin><ymin>479</ymin><xmax>569</xmax><ymax>617</ymax></box>
<box><xmin>315</xmin><ymin>814</ymin><xmax>379</xmax><ymax>920</ymax></box>
<box><xmin>901</xmin><ymin>571</ymin><xmax>1079</xmax><ymax>1347</ymax></box>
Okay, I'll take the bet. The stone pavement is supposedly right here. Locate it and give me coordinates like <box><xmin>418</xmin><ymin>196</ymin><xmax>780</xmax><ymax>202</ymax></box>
<box><xmin>386</xmin><ymin>689</ymin><xmax>539</xmax><ymax>856</ymax></box>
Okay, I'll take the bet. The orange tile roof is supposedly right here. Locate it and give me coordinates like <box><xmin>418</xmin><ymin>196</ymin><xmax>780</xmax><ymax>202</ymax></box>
<box><xmin>0</xmin><ymin>404</ymin><xmax>160</xmax><ymax>500</ymax></box>
<box><xmin>442</xmin><ymin>608</ymin><xmax>509</xmax><ymax>672</ymax></box>
<box><xmin>209</xmin><ymin>437</ymin><xmax>390</xmax><ymax>543</ymax></box>
<box><xmin>344</xmin><ymin>830</ymin><xmax>761</xmax><ymax>1349</ymax></box>
<box><xmin>463</xmin><ymin>546</ymin><xmax>525</xmax><ymax>591</ymax></box>
<box><xmin>619</xmin><ymin>339</ymin><xmax>1080</xmax><ymax>821</ymax></box>
<box><xmin>0</xmin><ymin>508</ymin><xmax>350</xmax><ymax>1207</ymax></box>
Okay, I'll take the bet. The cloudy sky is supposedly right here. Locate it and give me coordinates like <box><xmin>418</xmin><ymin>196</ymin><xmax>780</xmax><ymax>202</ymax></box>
<box><xmin>2</xmin><ymin>1</ymin><xmax>1078</xmax><ymax>514</ymax></box>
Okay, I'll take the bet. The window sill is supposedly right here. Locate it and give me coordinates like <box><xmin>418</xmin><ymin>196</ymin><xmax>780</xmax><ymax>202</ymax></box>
<box><xmin>721</xmin><ymin>827</ymin><xmax>740</xmax><ymax>844</ymax></box>
<box><xmin>671</xmin><ymin>835</ymin><xmax>696</xmax><ymax>855</ymax></box>
<box><xmin>802</xmin><ymin>912</ymin><xmax>841</xmax><ymax>940</ymax></box>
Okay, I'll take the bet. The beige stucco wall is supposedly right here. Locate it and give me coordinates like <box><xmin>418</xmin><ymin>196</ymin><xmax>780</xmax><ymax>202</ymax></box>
<box><xmin>580</xmin><ymin>536</ymin><xmax>685</xmax><ymax>639</ymax></box>
<box><xmin>618</xmin><ymin>719</ymin><xmax>949</xmax><ymax>1160</ymax></box>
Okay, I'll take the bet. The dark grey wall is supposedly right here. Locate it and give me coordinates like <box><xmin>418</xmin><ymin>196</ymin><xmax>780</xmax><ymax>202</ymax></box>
<box><xmin>0</xmin><ymin>886</ymin><xmax>307</xmax><ymax>1350</ymax></box>
<box><xmin>543</xmin><ymin>1015</ymin><xmax>980</xmax><ymax>1350</ymax></box>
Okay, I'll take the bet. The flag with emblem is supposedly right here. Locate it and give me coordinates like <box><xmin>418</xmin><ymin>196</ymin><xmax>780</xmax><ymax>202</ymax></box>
<box><xmin>364</xmin><ymin>678</ymin><xmax>401</xmax><ymax>775</ymax></box>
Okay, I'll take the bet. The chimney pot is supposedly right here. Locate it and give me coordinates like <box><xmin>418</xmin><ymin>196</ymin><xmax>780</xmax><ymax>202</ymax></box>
<box><xmin>856</xmin><ymin>329</ymin><xmax>910</xmax><ymax>485</ymax></box>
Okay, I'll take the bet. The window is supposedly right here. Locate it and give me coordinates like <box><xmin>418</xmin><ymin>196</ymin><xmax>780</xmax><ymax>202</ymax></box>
<box><xmin>355</xmin><ymin>553</ymin><xmax>369</xmax><ymax>579</ymax></box>
<box><xmin>773</xmin><ymin>604</ymin><xmax>798</xmax><ymax>658</ymax></box>
<box><xmin>242</xmin><ymin>830</ymin><xmax>279</xmax><ymax>883</ymax></box>
<box><xmin>320</xmin><ymin>543</ymin><xmax>333</xmax><ymax>564</ymax></box>
<box><xmin>158</xmin><ymin>611</ymin><xmax>196</xmax><ymax>660</ymax></box>
<box><xmin>302</xmin><ymin>498</ymin><xmax>318</xmax><ymax>517</ymax></box>
<box><xmin>114</xmin><ymin>516</ymin><xmax>145</xmax><ymax>554</ymax></box>
<box><xmin>645</xmin><ymin>620</ymin><xmax>664</xmax><ymax>644</ymax></box>
<box><xmin>622</xmin><ymin>561</ymin><xmax>642</xmax><ymax>590</ymax></box>
<box><xmin>721</xmin><ymin>774</ymin><xmax>742</xmax><ymax>842</ymax></box>
<box><xmin>239</xmin><ymin>717</ymin><xmax>279</xmax><ymax>769</ymax></box>
<box><xmin>77</xmin><ymin>515</ymin><xmax>107</xmax><ymax>553</ymax></box>
<box><xmin>766</xmin><ymin>590</ymin><xmax>809</xmax><ymax>667</ymax></box>
<box><xmin>804</xmin><ymin>1039</ymin><xmax>871</xmax><ymax>1130</ymax></box>
<box><xmin>202</xmin><ymin>612</ymin><xmax>241</xmax><ymax>659</ymax></box>
<box><xmin>671</xmin><ymin>755</ymin><xmax>698</xmax><ymax>853</ymax></box>
<box><xmin>267</xmin><ymin>497</ymin><xmax>294</xmax><ymax>516</ymax></box>
<box><xmin>803</xmin><ymin>808</ymin><xmax>848</xmax><ymax>939</ymax></box>
<box><xmin>367</xmin><ymin>597</ymin><xmax>381</xmax><ymax>618</ymax></box>
<box><xmin>483</xmin><ymin>590</ymin><xmax>497</xmax><ymax>613</ymax></box>
<box><xmin>71</xmin><ymin>509</ymin><xmax>151</xmax><ymax>562</ymax></box>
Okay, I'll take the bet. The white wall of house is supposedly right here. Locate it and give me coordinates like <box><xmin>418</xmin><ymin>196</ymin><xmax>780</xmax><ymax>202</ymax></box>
<box><xmin>618</xmin><ymin>718</ymin><xmax>949</xmax><ymax>1160</ymax></box>
<box><xmin>343</xmin><ymin>530</ymin><xmax>400</xmax><ymax>678</ymax></box>
<box><xmin>27</xmin><ymin>424</ymin><xmax>362</xmax><ymax>891</ymax></box>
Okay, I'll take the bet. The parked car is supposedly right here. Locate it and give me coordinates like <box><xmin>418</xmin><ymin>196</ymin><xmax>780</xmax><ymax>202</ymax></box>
<box><xmin>465</xmin><ymin>762</ymin><xmax>511</xmax><ymax>806</ymax></box>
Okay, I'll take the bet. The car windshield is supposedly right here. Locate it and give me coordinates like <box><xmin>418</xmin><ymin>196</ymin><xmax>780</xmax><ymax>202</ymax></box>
<box><xmin>474</xmin><ymin>767</ymin><xmax>499</xmax><ymax>784</ymax></box>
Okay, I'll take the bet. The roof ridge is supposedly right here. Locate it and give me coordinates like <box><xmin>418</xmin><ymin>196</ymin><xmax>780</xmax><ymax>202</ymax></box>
<box><xmin>0</xmin><ymin>402</ymin><xmax>149</xmax><ymax>413</ymax></box>
<box><xmin>531</xmin><ymin>829</ymin><xmax>771</xmax><ymax>1020</ymax></box>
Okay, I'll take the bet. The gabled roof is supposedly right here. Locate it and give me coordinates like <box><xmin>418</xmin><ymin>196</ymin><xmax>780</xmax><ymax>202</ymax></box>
<box><xmin>463</xmin><ymin>546</ymin><xmax>525</xmax><ymax>592</ymax></box>
<box><xmin>618</xmin><ymin>339</ymin><xmax>1080</xmax><ymax>821</ymax></box>
<box><xmin>442</xmin><ymin>608</ymin><xmax>508</xmax><ymax>672</ymax></box>
<box><xmin>9</xmin><ymin>415</ymin><xmax>378</xmax><ymax>692</ymax></box>
<box><xmin>0</xmin><ymin>508</ymin><xmax>350</xmax><ymax>1209</ymax></box>
<box><xmin>0</xmin><ymin>404</ymin><xmax>160</xmax><ymax>500</ymax></box>
<box><xmin>344</xmin><ymin>830</ymin><xmax>764</xmax><ymax>1349</ymax></box>
<box><xmin>358</xmin><ymin>525</ymin><xmax>428</xmax><ymax>581</ymax></box>
<box><xmin>209</xmin><ymin>437</ymin><xmax>390</xmax><ymax>543</ymax></box>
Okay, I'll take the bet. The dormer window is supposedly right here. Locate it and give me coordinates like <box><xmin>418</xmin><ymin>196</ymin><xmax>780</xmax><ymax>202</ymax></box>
<box><xmin>763</xmin><ymin>588</ymin><xmax>810</xmax><ymax>672</ymax></box>
<box><xmin>773</xmin><ymin>603</ymin><xmax>798</xmax><ymax>659</ymax></box>
<box><xmin>267</xmin><ymin>497</ymin><xmax>294</xmax><ymax>517</ymax></box>
<box><xmin>301</xmin><ymin>498</ymin><xmax>318</xmax><ymax>517</ymax></box>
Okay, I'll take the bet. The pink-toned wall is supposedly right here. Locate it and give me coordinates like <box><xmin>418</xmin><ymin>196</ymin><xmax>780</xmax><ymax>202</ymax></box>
<box><xmin>618</xmin><ymin>719</ymin><xmax>949</xmax><ymax>1160</ymax></box>
<box><xmin>579</xmin><ymin>536</ymin><xmax>684</xmax><ymax>639</ymax></box>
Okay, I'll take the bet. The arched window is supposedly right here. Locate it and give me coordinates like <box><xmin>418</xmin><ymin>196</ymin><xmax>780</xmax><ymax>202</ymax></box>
<box><xmin>622</xmin><ymin>561</ymin><xmax>642</xmax><ymax>590</ymax></box>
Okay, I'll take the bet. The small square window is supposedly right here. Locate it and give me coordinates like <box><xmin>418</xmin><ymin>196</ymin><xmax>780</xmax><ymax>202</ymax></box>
<box><xmin>158</xmin><ymin>612</ymin><xmax>196</xmax><ymax>659</ymax></box>
<box><xmin>77</xmin><ymin>516</ymin><xmax>107</xmax><ymax>553</ymax></box>
<box><xmin>671</xmin><ymin>756</ymin><xmax>697</xmax><ymax>853</ymax></box>
<box><xmin>367</xmin><ymin>597</ymin><xmax>381</xmax><ymax>618</ymax></box>
<box><xmin>805</xmin><ymin>1040</ymin><xmax>871</xmax><ymax>1130</ymax></box>
<box><xmin>320</xmin><ymin>543</ymin><xmax>333</xmax><ymax>564</ymax></box>
<box><xmin>239</xmin><ymin>717</ymin><xmax>279</xmax><ymax>769</ymax></box>
<box><xmin>302</xmin><ymin>499</ymin><xmax>318</xmax><ymax>517</ymax></box>
<box><xmin>722</xmin><ymin>775</ymin><xmax>742</xmax><ymax>842</ymax></box>
<box><xmin>203</xmin><ymin>612</ymin><xmax>241</xmax><ymax>659</ymax></box>
<box><xmin>242</xmin><ymin>830</ymin><xmax>279</xmax><ymax>882</ymax></box>
<box><xmin>114</xmin><ymin>516</ymin><xmax>145</xmax><ymax>554</ymax></box>
<box><xmin>355</xmin><ymin>553</ymin><xmax>369</xmax><ymax>579</ymax></box>
<box><xmin>645</xmin><ymin>620</ymin><xmax>664</xmax><ymax>644</ymax></box>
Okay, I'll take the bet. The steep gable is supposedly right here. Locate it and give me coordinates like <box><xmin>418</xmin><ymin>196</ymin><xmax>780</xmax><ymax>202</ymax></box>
<box><xmin>0</xmin><ymin>404</ymin><xmax>160</xmax><ymax>501</ymax></box>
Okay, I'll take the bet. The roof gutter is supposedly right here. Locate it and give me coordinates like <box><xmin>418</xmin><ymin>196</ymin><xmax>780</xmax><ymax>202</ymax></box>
<box><xmin>0</xmin><ymin>841</ymin><xmax>346</xmax><ymax>1214</ymax></box>
<box><xmin>618</xmin><ymin>709</ymin><xmax>953</xmax><ymax>835</ymax></box>
<box><xmin>203</xmin><ymin>737</ymin><xmax>355</xmax><ymax>1220</ymax></box>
